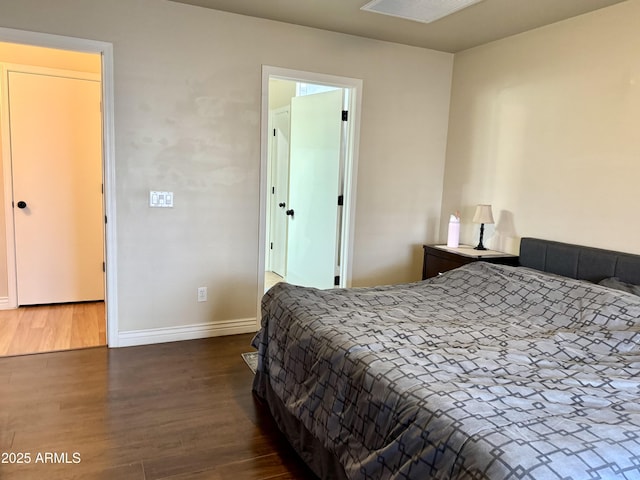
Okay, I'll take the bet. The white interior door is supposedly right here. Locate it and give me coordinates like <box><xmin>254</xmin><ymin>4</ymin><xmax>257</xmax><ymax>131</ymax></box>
<box><xmin>269</xmin><ymin>108</ymin><xmax>290</xmax><ymax>277</ymax></box>
<box><xmin>8</xmin><ymin>67</ymin><xmax>104</xmax><ymax>305</ymax></box>
<box><xmin>286</xmin><ymin>89</ymin><xmax>343</xmax><ymax>289</ymax></box>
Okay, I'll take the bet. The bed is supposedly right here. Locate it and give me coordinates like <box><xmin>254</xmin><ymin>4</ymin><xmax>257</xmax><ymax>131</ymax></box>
<box><xmin>252</xmin><ymin>238</ymin><xmax>640</xmax><ymax>479</ymax></box>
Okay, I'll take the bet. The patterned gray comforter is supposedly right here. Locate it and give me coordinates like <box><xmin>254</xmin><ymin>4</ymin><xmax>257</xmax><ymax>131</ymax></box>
<box><xmin>252</xmin><ymin>263</ymin><xmax>640</xmax><ymax>479</ymax></box>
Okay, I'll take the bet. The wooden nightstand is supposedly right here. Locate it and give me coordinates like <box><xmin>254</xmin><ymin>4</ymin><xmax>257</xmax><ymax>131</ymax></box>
<box><xmin>422</xmin><ymin>245</ymin><xmax>519</xmax><ymax>280</ymax></box>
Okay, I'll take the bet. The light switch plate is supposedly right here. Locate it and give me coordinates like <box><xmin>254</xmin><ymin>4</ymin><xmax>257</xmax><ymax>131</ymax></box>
<box><xmin>150</xmin><ymin>191</ymin><xmax>174</xmax><ymax>208</ymax></box>
<box><xmin>197</xmin><ymin>286</ymin><xmax>207</xmax><ymax>302</ymax></box>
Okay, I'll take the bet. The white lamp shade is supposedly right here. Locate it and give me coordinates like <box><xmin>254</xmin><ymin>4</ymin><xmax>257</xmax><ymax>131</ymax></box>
<box><xmin>472</xmin><ymin>204</ymin><xmax>494</xmax><ymax>224</ymax></box>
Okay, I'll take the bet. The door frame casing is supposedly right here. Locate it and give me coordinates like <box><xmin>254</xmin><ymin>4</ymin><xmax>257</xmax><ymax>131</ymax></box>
<box><xmin>0</xmin><ymin>27</ymin><xmax>119</xmax><ymax>347</ymax></box>
<box><xmin>258</xmin><ymin>66</ymin><xmax>363</xmax><ymax>322</ymax></box>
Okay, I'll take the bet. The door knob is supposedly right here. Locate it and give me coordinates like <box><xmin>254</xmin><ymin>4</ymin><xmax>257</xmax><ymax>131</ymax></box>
<box><xmin>279</xmin><ymin>202</ymin><xmax>286</xmax><ymax>208</ymax></box>
<box><xmin>17</xmin><ymin>201</ymin><xmax>27</xmax><ymax>209</ymax></box>
<box><xmin>285</xmin><ymin>209</ymin><xmax>294</xmax><ymax>216</ymax></box>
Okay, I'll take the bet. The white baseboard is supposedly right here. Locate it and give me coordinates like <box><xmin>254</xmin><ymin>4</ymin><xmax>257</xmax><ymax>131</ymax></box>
<box><xmin>117</xmin><ymin>318</ymin><xmax>258</xmax><ymax>347</ymax></box>
<box><xmin>0</xmin><ymin>297</ymin><xmax>13</xmax><ymax>310</ymax></box>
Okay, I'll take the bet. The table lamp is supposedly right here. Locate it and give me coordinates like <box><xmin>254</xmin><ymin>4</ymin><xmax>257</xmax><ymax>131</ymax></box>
<box><xmin>472</xmin><ymin>204</ymin><xmax>494</xmax><ymax>251</ymax></box>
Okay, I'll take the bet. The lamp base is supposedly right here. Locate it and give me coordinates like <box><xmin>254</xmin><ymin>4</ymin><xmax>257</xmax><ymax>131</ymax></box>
<box><xmin>474</xmin><ymin>223</ymin><xmax>487</xmax><ymax>251</ymax></box>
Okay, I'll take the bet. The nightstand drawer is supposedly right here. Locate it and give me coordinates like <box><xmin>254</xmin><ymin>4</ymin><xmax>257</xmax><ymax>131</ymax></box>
<box><xmin>424</xmin><ymin>255</ymin><xmax>470</xmax><ymax>279</ymax></box>
<box><xmin>422</xmin><ymin>245</ymin><xmax>518</xmax><ymax>280</ymax></box>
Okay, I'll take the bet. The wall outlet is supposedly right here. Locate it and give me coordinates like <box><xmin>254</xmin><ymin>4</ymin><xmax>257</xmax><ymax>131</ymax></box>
<box><xmin>197</xmin><ymin>286</ymin><xmax>207</xmax><ymax>302</ymax></box>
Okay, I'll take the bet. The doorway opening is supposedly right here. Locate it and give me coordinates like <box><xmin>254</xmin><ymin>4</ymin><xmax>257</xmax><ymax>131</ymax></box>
<box><xmin>258</xmin><ymin>67</ymin><xmax>362</xmax><ymax>319</ymax></box>
<box><xmin>0</xmin><ymin>29</ymin><xmax>117</xmax><ymax>355</ymax></box>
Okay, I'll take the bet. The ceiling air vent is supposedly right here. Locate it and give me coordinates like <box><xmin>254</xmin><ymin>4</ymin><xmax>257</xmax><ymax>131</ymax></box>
<box><xmin>361</xmin><ymin>0</ymin><xmax>485</xmax><ymax>24</ymax></box>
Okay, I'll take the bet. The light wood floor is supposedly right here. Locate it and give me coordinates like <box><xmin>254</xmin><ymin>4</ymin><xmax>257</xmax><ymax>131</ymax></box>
<box><xmin>0</xmin><ymin>333</ymin><xmax>314</xmax><ymax>479</ymax></box>
<box><xmin>0</xmin><ymin>301</ymin><xmax>106</xmax><ymax>357</ymax></box>
<box><xmin>265</xmin><ymin>271</ymin><xmax>284</xmax><ymax>292</ymax></box>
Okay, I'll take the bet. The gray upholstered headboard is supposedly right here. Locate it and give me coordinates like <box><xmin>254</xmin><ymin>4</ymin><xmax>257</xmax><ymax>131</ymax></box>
<box><xmin>519</xmin><ymin>237</ymin><xmax>640</xmax><ymax>285</ymax></box>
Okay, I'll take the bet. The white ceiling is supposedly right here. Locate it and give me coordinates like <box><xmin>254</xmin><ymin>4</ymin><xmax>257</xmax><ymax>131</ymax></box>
<box><xmin>168</xmin><ymin>0</ymin><xmax>627</xmax><ymax>53</ymax></box>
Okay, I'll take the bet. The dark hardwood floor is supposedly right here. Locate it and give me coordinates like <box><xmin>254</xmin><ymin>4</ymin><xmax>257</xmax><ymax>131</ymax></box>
<box><xmin>0</xmin><ymin>333</ymin><xmax>316</xmax><ymax>479</ymax></box>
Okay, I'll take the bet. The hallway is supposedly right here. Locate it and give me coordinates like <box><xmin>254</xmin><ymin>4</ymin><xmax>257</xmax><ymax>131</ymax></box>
<box><xmin>0</xmin><ymin>302</ymin><xmax>105</xmax><ymax>356</ymax></box>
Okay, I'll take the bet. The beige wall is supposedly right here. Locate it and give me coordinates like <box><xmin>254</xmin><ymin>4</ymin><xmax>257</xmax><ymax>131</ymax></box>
<box><xmin>0</xmin><ymin>43</ymin><xmax>100</xmax><ymax>301</ymax></box>
<box><xmin>0</xmin><ymin>42</ymin><xmax>101</xmax><ymax>73</ymax></box>
<box><xmin>268</xmin><ymin>79</ymin><xmax>296</xmax><ymax>110</ymax></box>
<box><xmin>441</xmin><ymin>0</ymin><xmax>640</xmax><ymax>255</ymax></box>
<box><xmin>0</xmin><ymin>0</ymin><xmax>453</xmax><ymax>331</ymax></box>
